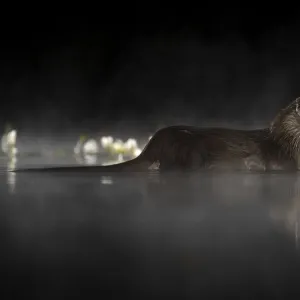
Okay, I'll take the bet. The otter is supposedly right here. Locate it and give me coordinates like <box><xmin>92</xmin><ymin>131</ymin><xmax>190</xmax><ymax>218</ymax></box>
<box><xmin>11</xmin><ymin>97</ymin><xmax>300</xmax><ymax>173</ymax></box>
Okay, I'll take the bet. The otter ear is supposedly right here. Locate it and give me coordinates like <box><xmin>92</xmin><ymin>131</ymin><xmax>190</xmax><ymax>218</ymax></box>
<box><xmin>296</xmin><ymin>102</ymin><xmax>300</xmax><ymax>116</ymax></box>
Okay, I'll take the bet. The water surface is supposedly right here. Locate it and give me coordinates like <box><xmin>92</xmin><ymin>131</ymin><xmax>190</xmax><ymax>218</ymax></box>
<box><xmin>1</xmin><ymin>160</ymin><xmax>300</xmax><ymax>299</ymax></box>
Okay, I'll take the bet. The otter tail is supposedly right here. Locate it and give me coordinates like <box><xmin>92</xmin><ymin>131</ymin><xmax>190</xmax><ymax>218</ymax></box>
<box><xmin>10</xmin><ymin>157</ymin><xmax>150</xmax><ymax>173</ymax></box>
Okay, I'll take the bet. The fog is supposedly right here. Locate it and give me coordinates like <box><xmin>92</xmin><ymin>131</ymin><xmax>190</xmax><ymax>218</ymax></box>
<box><xmin>1</xmin><ymin>170</ymin><xmax>300</xmax><ymax>298</ymax></box>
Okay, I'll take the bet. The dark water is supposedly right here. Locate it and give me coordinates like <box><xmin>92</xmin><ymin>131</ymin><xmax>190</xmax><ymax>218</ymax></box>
<box><xmin>1</xmin><ymin>166</ymin><xmax>300</xmax><ymax>299</ymax></box>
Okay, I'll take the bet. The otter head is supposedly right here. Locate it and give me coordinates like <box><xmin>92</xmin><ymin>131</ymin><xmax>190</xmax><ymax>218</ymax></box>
<box><xmin>270</xmin><ymin>97</ymin><xmax>300</xmax><ymax>159</ymax></box>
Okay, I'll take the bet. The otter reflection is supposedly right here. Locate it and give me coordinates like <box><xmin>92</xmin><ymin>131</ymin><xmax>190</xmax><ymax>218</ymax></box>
<box><xmin>137</xmin><ymin>172</ymin><xmax>300</xmax><ymax>244</ymax></box>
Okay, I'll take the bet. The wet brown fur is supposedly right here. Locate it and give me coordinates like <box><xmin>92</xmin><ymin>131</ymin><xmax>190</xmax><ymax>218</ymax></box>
<box><xmin>13</xmin><ymin>98</ymin><xmax>300</xmax><ymax>173</ymax></box>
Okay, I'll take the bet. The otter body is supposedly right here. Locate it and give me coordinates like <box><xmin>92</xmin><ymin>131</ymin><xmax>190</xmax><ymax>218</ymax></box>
<box><xmin>12</xmin><ymin>125</ymin><xmax>298</xmax><ymax>174</ymax></box>
<box><xmin>139</xmin><ymin>125</ymin><xmax>296</xmax><ymax>171</ymax></box>
<box><xmin>12</xmin><ymin>97</ymin><xmax>300</xmax><ymax>173</ymax></box>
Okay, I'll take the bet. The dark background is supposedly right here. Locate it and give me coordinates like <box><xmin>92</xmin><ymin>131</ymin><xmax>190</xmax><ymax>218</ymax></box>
<box><xmin>2</xmin><ymin>10</ymin><xmax>300</xmax><ymax>300</ymax></box>
<box><xmin>1</xmin><ymin>8</ymin><xmax>300</xmax><ymax>137</ymax></box>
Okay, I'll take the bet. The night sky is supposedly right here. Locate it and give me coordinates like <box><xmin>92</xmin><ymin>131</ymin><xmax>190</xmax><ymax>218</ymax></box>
<box><xmin>1</xmin><ymin>9</ymin><xmax>300</xmax><ymax>137</ymax></box>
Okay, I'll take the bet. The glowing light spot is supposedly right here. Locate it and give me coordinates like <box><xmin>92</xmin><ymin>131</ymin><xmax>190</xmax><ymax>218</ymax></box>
<box><xmin>101</xmin><ymin>176</ymin><xmax>113</xmax><ymax>185</ymax></box>
<box><xmin>124</xmin><ymin>138</ymin><xmax>138</xmax><ymax>150</ymax></box>
<box><xmin>83</xmin><ymin>139</ymin><xmax>99</xmax><ymax>154</ymax></box>
<box><xmin>112</xmin><ymin>139</ymin><xmax>124</xmax><ymax>152</ymax></box>
<box><xmin>133</xmin><ymin>148</ymin><xmax>142</xmax><ymax>157</ymax></box>
<box><xmin>1</xmin><ymin>129</ymin><xmax>18</xmax><ymax>156</ymax></box>
<box><xmin>100</xmin><ymin>136</ymin><xmax>114</xmax><ymax>148</ymax></box>
<box><xmin>7</xmin><ymin>130</ymin><xmax>17</xmax><ymax>146</ymax></box>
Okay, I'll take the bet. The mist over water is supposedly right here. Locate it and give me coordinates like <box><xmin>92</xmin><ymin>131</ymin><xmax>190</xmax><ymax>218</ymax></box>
<box><xmin>1</xmin><ymin>168</ymin><xmax>300</xmax><ymax>298</ymax></box>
